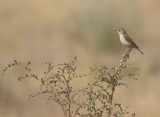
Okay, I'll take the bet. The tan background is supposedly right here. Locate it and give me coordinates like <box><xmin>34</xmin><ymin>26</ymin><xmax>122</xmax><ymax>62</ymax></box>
<box><xmin>0</xmin><ymin>0</ymin><xmax>160</xmax><ymax>117</ymax></box>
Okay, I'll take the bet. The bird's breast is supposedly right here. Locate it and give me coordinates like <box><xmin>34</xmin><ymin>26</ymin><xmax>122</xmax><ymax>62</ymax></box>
<box><xmin>119</xmin><ymin>34</ymin><xmax>131</xmax><ymax>46</ymax></box>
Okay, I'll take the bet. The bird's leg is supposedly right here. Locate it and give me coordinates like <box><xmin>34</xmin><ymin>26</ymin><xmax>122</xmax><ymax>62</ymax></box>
<box><xmin>127</xmin><ymin>48</ymin><xmax>132</xmax><ymax>55</ymax></box>
<box><xmin>124</xmin><ymin>48</ymin><xmax>132</xmax><ymax>59</ymax></box>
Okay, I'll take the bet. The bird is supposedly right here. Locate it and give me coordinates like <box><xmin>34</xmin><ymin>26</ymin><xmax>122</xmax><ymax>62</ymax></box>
<box><xmin>114</xmin><ymin>28</ymin><xmax>143</xmax><ymax>56</ymax></box>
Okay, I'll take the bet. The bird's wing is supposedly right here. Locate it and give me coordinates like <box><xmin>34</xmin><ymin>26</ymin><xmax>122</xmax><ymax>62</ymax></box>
<box><xmin>124</xmin><ymin>34</ymin><xmax>139</xmax><ymax>48</ymax></box>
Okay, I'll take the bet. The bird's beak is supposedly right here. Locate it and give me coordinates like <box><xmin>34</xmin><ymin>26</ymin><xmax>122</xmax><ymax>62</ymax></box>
<box><xmin>114</xmin><ymin>29</ymin><xmax>117</xmax><ymax>32</ymax></box>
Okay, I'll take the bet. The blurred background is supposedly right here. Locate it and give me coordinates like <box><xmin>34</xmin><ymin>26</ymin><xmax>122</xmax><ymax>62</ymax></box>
<box><xmin>0</xmin><ymin>0</ymin><xmax>160</xmax><ymax>116</ymax></box>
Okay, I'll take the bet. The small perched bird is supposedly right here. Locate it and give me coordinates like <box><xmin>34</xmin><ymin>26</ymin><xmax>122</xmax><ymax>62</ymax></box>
<box><xmin>114</xmin><ymin>28</ymin><xmax>143</xmax><ymax>55</ymax></box>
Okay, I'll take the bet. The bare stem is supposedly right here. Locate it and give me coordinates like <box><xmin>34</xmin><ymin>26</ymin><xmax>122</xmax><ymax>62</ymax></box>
<box><xmin>66</xmin><ymin>80</ymin><xmax>71</xmax><ymax>117</ymax></box>
<box><xmin>108</xmin><ymin>50</ymin><xmax>131</xmax><ymax>117</ymax></box>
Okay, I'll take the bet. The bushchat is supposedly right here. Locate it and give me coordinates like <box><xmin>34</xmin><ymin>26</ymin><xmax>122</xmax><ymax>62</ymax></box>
<box><xmin>114</xmin><ymin>28</ymin><xmax>143</xmax><ymax>55</ymax></box>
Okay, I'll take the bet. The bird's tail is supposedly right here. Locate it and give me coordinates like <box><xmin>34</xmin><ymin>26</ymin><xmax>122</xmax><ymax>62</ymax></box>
<box><xmin>137</xmin><ymin>48</ymin><xmax>143</xmax><ymax>54</ymax></box>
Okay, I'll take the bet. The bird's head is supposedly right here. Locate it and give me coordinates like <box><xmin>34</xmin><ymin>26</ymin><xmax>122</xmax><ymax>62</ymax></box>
<box><xmin>114</xmin><ymin>28</ymin><xmax>126</xmax><ymax>34</ymax></box>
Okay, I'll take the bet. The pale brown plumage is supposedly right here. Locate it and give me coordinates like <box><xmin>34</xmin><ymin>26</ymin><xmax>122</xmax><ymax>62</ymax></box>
<box><xmin>115</xmin><ymin>28</ymin><xmax>143</xmax><ymax>54</ymax></box>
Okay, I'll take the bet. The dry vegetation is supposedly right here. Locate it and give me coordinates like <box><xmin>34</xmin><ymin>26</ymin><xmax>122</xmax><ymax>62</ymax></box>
<box><xmin>2</xmin><ymin>51</ymin><xmax>138</xmax><ymax>117</ymax></box>
<box><xmin>1</xmin><ymin>0</ymin><xmax>160</xmax><ymax>117</ymax></box>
